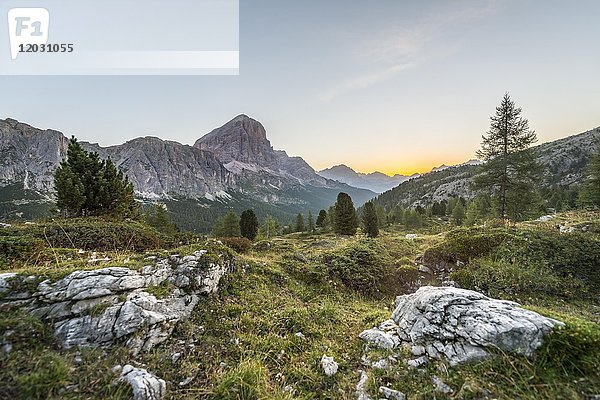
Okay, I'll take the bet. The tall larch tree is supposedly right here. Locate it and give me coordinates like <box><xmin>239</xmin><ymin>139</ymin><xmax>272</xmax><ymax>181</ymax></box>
<box><xmin>474</xmin><ymin>93</ymin><xmax>539</xmax><ymax>221</ymax></box>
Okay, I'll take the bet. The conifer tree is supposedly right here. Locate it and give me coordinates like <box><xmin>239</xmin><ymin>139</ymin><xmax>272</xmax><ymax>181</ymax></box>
<box><xmin>295</xmin><ymin>213</ymin><xmax>305</xmax><ymax>232</ymax></box>
<box><xmin>316</xmin><ymin>209</ymin><xmax>327</xmax><ymax>228</ymax></box>
<box><xmin>258</xmin><ymin>215</ymin><xmax>280</xmax><ymax>239</ymax></box>
<box><xmin>240</xmin><ymin>209</ymin><xmax>259</xmax><ymax>241</ymax></box>
<box><xmin>474</xmin><ymin>93</ymin><xmax>539</xmax><ymax>221</ymax></box>
<box><xmin>362</xmin><ymin>201</ymin><xmax>379</xmax><ymax>237</ymax></box>
<box><xmin>307</xmin><ymin>210</ymin><xmax>315</xmax><ymax>232</ymax></box>
<box><xmin>146</xmin><ymin>204</ymin><xmax>179</xmax><ymax>236</ymax></box>
<box><xmin>465</xmin><ymin>194</ymin><xmax>492</xmax><ymax>226</ymax></box>
<box><xmin>580</xmin><ymin>141</ymin><xmax>600</xmax><ymax>208</ymax></box>
<box><xmin>333</xmin><ymin>192</ymin><xmax>358</xmax><ymax>235</ymax></box>
<box><xmin>213</xmin><ymin>209</ymin><xmax>240</xmax><ymax>237</ymax></box>
<box><xmin>452</xmin><ymin>200</ymin><xmax>465</xmax><ymax>225</ymax></box>
<box><xmin>54</xmin><ymin>136</ymin><xmax>138</xmax><ymax>218</ymax></box>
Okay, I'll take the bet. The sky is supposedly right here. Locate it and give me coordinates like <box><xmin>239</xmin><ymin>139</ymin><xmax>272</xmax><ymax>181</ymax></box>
<box><xmin>1</xmin><ymin>0</ymin><xmax>599</xmax><ymax>175</ymax></box>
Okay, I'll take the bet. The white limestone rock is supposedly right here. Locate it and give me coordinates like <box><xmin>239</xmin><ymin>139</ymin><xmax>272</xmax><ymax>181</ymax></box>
<box><xmin>362</xmin><ymin>286</ymin><xmax>563</xmax><ymax>366</ymax></box>
<box><xmin>0</xmin><ymin>251</ymin><xmax>231</xmax><ymax>354</ymax></box>
<box><xmin>355</xmin><ymin>370</ymin><xmax>372</xmax><ymax>400</ymax></box>
<box><xmin>119</xmin><ymin>365</ymin><xmax>166</xmax><ymax>400</ymax></box>
<box><xmin>358</xmin><ymin>328</ymin><xmax>401</xmax><ymax>350</ymax></box>
<box><xmin>321</xmin><ymin>355</ymin><xmax>338</xmax><ymax>376</ymax></box>
<box><xmin>379</xmin><ymin>386</ymin><xmax>406</xmax><ymax>400</ymax></box>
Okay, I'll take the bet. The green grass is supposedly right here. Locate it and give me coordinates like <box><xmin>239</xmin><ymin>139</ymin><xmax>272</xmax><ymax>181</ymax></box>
<box><xmin>0</xmin><ymin>211</ymin><xmax>598</xmax><ymax>399</ymax></box>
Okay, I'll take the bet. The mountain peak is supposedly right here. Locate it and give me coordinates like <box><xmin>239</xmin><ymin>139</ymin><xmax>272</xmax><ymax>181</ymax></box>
<box><xmin>318</xmin><ymin>164</ymin><xmax>409</xmax><ymax>193</ymax></box>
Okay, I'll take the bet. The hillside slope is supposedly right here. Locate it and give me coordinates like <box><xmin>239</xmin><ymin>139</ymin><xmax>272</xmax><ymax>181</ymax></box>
<box><xmin>373</xmin><ymin>127</ymin><xmax>600</xmax><ymax>209</ymax></box>
<box><xmin>0</xmin><ymin>117</ymin><xmax>376</xmax><ymax>230</ymax></box>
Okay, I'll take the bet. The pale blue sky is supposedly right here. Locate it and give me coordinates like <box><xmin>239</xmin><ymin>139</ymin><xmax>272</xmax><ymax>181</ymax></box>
<box><xmin>1</xmin><ymin>0</ymin><xmax>599</xmax><ymax>175</ymax></box>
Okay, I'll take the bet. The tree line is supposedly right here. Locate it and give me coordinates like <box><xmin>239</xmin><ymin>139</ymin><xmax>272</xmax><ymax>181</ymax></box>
<box><xmin>52</xmin><ymin>94</ymin><xmax>600</xmax><ymax>238</ymax></box>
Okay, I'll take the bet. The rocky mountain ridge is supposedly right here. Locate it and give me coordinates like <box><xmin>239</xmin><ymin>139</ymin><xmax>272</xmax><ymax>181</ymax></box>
<box><xmin>372</xmin><ymin>126</ymin><xmax>600</xmax><ymax>209</ymax></box>
<box><xmin>0</xmin><ymin>116</ymin><xmax>376</xmax><ymax>229</ymax></box>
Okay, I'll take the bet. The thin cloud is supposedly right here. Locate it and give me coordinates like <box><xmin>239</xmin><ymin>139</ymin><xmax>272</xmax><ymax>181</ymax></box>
<box><xmin>318</xmin><ymin>1</ymin><xmax>504</xmax><ymax>102</ymax></box>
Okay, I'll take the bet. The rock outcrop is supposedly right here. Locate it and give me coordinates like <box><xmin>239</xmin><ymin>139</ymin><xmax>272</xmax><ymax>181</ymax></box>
<box><xmin>0</xmin><ymin>250</ymin><xmax>233</xmax><ymax>354</ymax></box>
<box><xmin>360</xmin><ymin>286</ymin><xmax>563</xmax><ymax>366</ymax></box>
<box><xmin>118</xmin><ymin>364</ymin><xmax>166</xmax><ymax>400</ymax></box>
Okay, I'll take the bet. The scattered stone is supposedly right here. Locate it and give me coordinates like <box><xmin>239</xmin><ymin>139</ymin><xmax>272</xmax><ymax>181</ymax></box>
<box><xmin>0</xmin><ymin>223</ymin><xmax>12</xmax><ymax>228</ymax></box>
<box><xmin>379</xmin><ymin>386</ymin><xmax>406</xmax><ymax>400</ymax></box>
<box><xmin>372</xmin><ymin>355</ymin><xmax>397</xmax><ymax>370</ymax></box>
<box><xmin>356</xmin><ymin>370</ymin><xmax>372</xmax><ymax>400</ymax></box>
<box><xmin>295</xmin><ymin>332</ymin><xmax>306</xmax><ymax>339</ymax></box>
<box><xmin>283</xmin><ymin>385</ymin><xmax>294</xmax><ymax>394</ymax></box>
<box><xmin>178</xmin><ymin>376</ymin><xmax>195</xmax><ymax>387</ymax></box>
<box><xmin>170</xmin><ymin>352</ymin><xmax>182</xmax><ymax>363</ymax></box>
<box><xmin>417</xmin><ymin>265</ymin><xmax>431</xmax><ymax>274</ymax></box>
<box><xmin>361</xmin><ymin>286</ymin><xmax>563</xmax><ymax>366</ymax></box>
<box><xmin>1</xmin><ymin>342</ymin><xmax>13</xmax><ymax>355</ymax></box>
<box><xmin>321</xmin><ymin>355</ymin><xmax>338</xmax><ymax>376</ymax></box>
<box><xmin>431</xmin><ymin>375</ymin><xmax>453</xmax><ymax>394</ymax></box>
<box><xmin>0</xmin><ymin>273</ymin><xmax>17</xmax><ymax>294</ymax></box>
<box><xmin>559</xmin><ymin>224</ymin><xmax>574</xmax><ymax>234</ymax></box>
<box><xmin>537</xmin><ymin>215</ymin><xmax>554</xmax><ymax>222</ymax></box>
<box><xmin>112</xmin><ymin>365</ymin><xmax>123</xmax><ymax>374</ymax></box>
<box><xmin>119</xmin><ymin>365</ymin><xmax>166</xmax><ymax>400</ymax></box>
<box><xmin>359</xmin><ymin>328</ymin><xmax>401</xmax><ymax>350</ymax></box>
<box><xmin>406</xmin><ymin>356</ymin><xmax>428</xmax><ymax>369</ymax></box>
<box><xmin>405</xmin><ymin>234</ymin><xmax>418</xmax><ymax>240</ymax></box>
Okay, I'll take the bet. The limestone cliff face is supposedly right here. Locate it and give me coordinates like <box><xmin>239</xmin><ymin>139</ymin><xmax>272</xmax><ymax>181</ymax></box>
<box><xmin>0</xmin><ymin>118</ymin><xmax>69</xmax><ymax>193</ymax></box>
<box><xmin>0</xmin><ymin>118</ymin><xmax>235</xmax><ymax>199</ymax></box>
<box><xmin>194</xmin><ymin>114</ymin><xmax>331</xmax><ymax>187</ymax></box>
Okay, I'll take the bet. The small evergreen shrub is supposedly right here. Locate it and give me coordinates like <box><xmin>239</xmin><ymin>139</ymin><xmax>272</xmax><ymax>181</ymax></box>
<box><xmin>0</xmin><ymin>230</ymin><xmax>43</xmax><ymax>268</ymax></box>
<box><xmin>451</xmin><ymin>259</ymin><xmax>587</xmax><ymax>299</ymax></box>
<box><xmin>321</xmin><ymin>238</ymin><xmax>391</xmax><ymax>295</ymax></box>
<box><xmin>219</xmin><ymin>237</ymin><xmax>253</xmax><ymax>254</ymax></box>
<box><xmin>494</xmin><ymin>230</ymin><xmax>600</xmax><ymax>293</ymax></box>
<box><xmin>423</xmin><ymin>227</ymin><xmax>513</xmax><ymax>264</ymax></box>
<box><xmin>30</xmin><ymin>218</ymin><xmax>162</xmax><ymax>251</ymax></box>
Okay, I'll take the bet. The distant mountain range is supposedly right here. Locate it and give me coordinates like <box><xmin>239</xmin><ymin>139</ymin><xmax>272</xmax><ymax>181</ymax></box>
<box><xmin>0</xmin><ymin>115</ymin><xmax>375</xmax><ymax>231</ymax></box>
<box><xmin>317</xmin><ymin>160</ymin><xmax>485</xmax><ymax>193</ymax></box>
<box><xmin>372</xmin><ymin>127</ymin><xmax>600</xmax><ymax>210</ymax></box>
<box><xmin>317</xmin><ymin>165</ymin><xmax>415</xmax><ymax>193</ymax></box>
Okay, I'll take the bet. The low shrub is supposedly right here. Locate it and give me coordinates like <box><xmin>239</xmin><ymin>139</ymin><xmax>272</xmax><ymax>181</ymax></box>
<box><xmin>533</xmin><ymin>308</ymin><xmax>600</xmax><ymax>379</ymax></box>
<box><xmin>423</xmin><ymin>227</ymin><xmax>514</xmax><ymax>265</ymax></box>
<box><xmin>494</xmin><ymin>230</ymin><xmax>600</xmax><ymax>293</ymax></box>
<box><xmin>29</xmin><ymin>218</ymin><xmax>162</xmax><ymax>251</ymax></box>
<box><xmin>219</xmin><ymin>237</ymin><xmax>253</xmax><ymax>253</ymax></box>
<box><xmin>451</xmin><ymin>259</ymin><xmax>587</xmax><ymax>299</ymax></box>
<box><xmin>321</xmin><ymin>238</ymin><xmax>392</xmax><ymax>295</ymax></box>
<box><xmin>0</xmin><ymin>231</ymin><xmax>43</xmax><ymax>268</ymax></box>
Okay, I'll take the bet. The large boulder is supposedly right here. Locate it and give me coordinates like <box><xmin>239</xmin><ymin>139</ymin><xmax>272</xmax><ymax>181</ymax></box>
<box><xmin>360</xmin><ymin>286</ymin><xmax>563</xmax><ymax>366</ymax></box>
<box><xmin>0</xmin><ymin>250</ymin><xmax>234</xmax><ymax>354</ymax></box>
